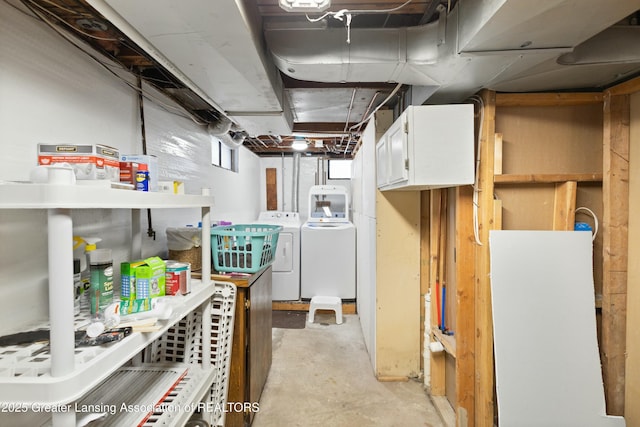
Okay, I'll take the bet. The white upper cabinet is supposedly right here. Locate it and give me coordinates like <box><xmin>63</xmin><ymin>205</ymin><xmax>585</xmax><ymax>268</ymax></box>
<box><xmin>376</xmin><ymin>104</ymin><xmax>475</xmax><ymax>191</ymax></box>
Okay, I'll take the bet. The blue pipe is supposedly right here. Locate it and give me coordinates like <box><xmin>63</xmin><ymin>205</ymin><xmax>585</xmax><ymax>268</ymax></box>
<box><xmin>441</xmin><ymin>285</ymin><xmax>446</xmax><ymax>332</ymax></box>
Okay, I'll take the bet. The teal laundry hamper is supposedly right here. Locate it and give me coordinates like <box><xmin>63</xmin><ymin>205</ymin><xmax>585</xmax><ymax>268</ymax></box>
<box><xmin>211</xmin><ymin>224</ymin><xmax>282</xmax><ymax>273</ymax></box>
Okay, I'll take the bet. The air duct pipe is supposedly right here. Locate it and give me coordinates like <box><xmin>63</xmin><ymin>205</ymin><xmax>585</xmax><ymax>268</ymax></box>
<box><xmin>207</xmin><ymin>117</ymin><xmax>246</xmax><ymax>148</ymax></box>
<box><xmin>292</xmin><ymin>152</ymin><xmax>301</xmax><ymax>213</ymax></box>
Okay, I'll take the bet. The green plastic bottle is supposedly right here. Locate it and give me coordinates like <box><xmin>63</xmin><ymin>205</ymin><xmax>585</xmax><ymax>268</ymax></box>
<box><xmin>90</xmin><ymin>248</ymin><xmax>114</xmax><ymax>316</ymax></box>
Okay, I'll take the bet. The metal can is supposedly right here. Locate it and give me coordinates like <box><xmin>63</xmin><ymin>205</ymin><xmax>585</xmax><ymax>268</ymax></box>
<box><xmin>165</xmin><ymin>261</ymin><xmax>191</xmax><ymax>295</ymax></box>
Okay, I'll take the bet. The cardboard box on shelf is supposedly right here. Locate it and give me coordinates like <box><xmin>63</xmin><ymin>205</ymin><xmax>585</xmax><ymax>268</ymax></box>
<box><xmin>37</xmin><ymin>143</ymin><xmax>120</xmax><ymax>181</ymax></box>
<box><xmin>120</xmin><ymin>154</ymin><xmax>158</xmax><ymax>191</ymax></box>
<box><xmin>120</xmin><ymin>256</ymin><xmax>166</xmax><ymax>301</ymax></box>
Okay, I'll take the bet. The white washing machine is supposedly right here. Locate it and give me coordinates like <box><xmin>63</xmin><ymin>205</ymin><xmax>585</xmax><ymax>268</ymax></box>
<box><xmin>301</xmin><ymin>185</ymin><xmax>356</xmax><ymax>300</ymax></box>
<box><xmin>256</xmin><ymin>211</ymin><xmax>301</xmax><ymax>301</ymax></box>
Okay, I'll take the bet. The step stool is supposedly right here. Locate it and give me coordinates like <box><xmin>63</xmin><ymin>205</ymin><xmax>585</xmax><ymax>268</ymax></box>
<box><xmin>308</xmin><ymin>296</ymin><xmax>343</xmax><ymax>325</ymax></box>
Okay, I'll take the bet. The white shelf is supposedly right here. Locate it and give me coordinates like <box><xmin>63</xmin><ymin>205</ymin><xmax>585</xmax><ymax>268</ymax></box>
<box><xmin>0</xmin><ymin>281</ymin><xmax>214</xmax><ymax>406</ymax></box>
<box><xmin>0</xmin><ymin>179</ymin><xmax>218</xmax><ymax>427</ymax></box>
<box><xmin>79</xmin><ymin>363</ymin><xmax>216</xmax><ymax>427</ymax></box>
<box><xmin>0</xmin><ymin>363</ymin><xmax>217</xmax><ymax>427</ymax></box>
<box><xmin>0</xmin><ymin>182</ymin><xmax>214</xmax><ymax>209</ymax></box>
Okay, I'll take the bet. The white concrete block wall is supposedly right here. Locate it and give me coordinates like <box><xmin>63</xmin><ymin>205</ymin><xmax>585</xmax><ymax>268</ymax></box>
<box><xmin>0</xmin><ymin>1</ymin><xmax>260</xmax><ymax>334</ymax></box>
<box><xmin>259</xmin><ymin>156</ymin><xmax>351</xmax><ymax>221</ymax></box>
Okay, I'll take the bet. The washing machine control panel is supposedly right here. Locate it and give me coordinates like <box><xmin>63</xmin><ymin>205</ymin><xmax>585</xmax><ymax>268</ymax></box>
<box><xmin>257</xmin><ymin>211</ymin><xmax>301</xmax><ymax>224</ymax></box>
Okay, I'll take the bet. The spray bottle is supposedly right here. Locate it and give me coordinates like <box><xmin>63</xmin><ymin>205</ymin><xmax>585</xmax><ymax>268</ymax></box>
<box><xmin>73</xmin><ymin>236</ymin><xmax>102</xmax><ymax>309</ymax></box>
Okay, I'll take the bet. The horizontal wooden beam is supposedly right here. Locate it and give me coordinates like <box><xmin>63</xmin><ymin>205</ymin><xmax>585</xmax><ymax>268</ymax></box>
<box><xmin>495</xmin><ymin>92</ymin><xmax>604</xmax><ymax>107</ymax></box>
<box><xmin>494</xmin><ymin>173</ymin><xmax>603</xmax><ymax>184</ymax></box>
<box><xmin>605</xmin><ymin>76</ymin><xmax>640</xmax><ymax>96</ymax></box>
<box><xmin>272</xmin><ymin>301</ymin><xmax>357</xmax><ymax>314</ymax></box>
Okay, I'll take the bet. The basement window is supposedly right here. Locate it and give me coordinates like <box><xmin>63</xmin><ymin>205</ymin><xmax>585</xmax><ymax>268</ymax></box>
<box><xmin>211</xmin><ymin>137</ymin><xmax>238</xmax><ymax>172</ymax></box>
<box><xmin>328</xmin><ymin>159</ymin><xmax>352</xmax><ymax>179</ymax></box>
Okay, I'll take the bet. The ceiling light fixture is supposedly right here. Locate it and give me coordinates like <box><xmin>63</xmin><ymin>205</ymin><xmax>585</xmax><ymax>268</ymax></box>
<box><xmin>291</xmin><ymin>139</ymin><xmax>308</xmax><ymax>151</ymax></box>
<box><xmin>279</xmin><ymin>0</ymin><xmax>331</xmax><ymax>13</ymax></box>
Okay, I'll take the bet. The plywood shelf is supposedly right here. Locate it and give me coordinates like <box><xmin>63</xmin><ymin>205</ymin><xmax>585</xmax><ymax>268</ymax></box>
<box><xmin>432</xmin><ymin>327</ymin><xmax>456</xmax><ymax>358</ymax></box>
<box><xmin>494</xmin><ymin>173</ymin><xmax>603</xmax><ymax>184</ymax></box>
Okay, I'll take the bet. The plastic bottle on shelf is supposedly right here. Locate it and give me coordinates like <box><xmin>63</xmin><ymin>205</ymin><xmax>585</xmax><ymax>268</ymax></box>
<box><xmin>73</xmin><ymin>236</ymin><xmax>102</xmax><ymax>310</ymax></box>
<box><xmin>89</xmin><ymin>248</ymin><xmax>114</xmax><ymax>317</ymax></box>
<box><xmin>73</xmin><ymin>258</ymin><xmax>82</xmax><ymax>315</ymax></box>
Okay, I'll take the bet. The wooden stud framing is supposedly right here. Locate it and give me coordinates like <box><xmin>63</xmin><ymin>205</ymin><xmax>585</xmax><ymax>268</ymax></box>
<box><xmin>624</xmin><ymin>87</ymin><xmax>640</xmax><ymax>426</ymax></box>
<box><xmin>475</xmin><ymin>90</ymin><xmax>497</xmax><ymax>427</ymax></box>
<box><xmin>553</xmin><ymin>181</ymin><xmax>577</xmax><ymax>230</ymax></box>
<box><xmin>455</xmin><ymin>184</ymin><xmax>475</xmax><ymax>427</ymax></box>
<box><xmin>493</xmin><ymin>133</ymin><xmax>503</xmax><ymax>175</ymax></box>
<box><xmin>601</xmin><ymin>92</ymin><xmax>630</xmax><ymax>415</ymax></box>
<box><xmin>475</xmin><ymin>90</ymin><xmax>496</xmax><ymax>427</ymax></box>
<box><xmin>420</xmin><ymin>191</ymin><xmax>431</xmax><ymax>373</ymax></box>
<box><xmin>430</xmin><ymin>189</ymin><xmax>446</xmax><ymax>396</ymax></box>
<box><xmin>494</xmin><ymin>173</ymin><xmax>603</xmax><ymax>184</ymax></box>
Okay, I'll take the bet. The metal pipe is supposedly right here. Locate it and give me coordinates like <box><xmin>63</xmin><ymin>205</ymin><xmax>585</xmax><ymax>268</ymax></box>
<box><xmin>340</xmin><ymin>88</ymin><xmax>358</xmax><ymax>147</ymax></box>
<box><xmin>281</xmin><ymin>152</ymin><xmax>285</xmax><ymax>211</ymax></box>
<box><xmin>292</xmin><ymin>152</ymin><xmax>301</xmax><ymax>212</ymax></box>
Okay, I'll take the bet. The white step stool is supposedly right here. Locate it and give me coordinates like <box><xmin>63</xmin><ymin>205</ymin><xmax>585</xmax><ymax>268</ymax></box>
<box><xmin>308</xmin><ymin>296</ymin><xmax>343</xmax><ymax>325</ymax></box>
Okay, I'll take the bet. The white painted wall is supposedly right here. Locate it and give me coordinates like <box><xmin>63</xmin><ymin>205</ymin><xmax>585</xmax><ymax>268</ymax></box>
<box><xmin>352</xmin><ymin>118</ymin><xmax>378</xmax><ymax>369</ymax></box>
<box><xmin>258</xmin><ymin>156</ymin><xmax>351</xmax><ymax>220</ymax></box>
<box><xmin>0</xmin><ymin>1</ymin><xmax>260</xmax><ymax>334</ymax></box>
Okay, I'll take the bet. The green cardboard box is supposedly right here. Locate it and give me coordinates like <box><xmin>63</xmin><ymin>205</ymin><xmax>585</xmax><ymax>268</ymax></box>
<box><xmin>120</xmin><ymin>256</ymin><xmax>166</xmax><ymax>301</ymax></box>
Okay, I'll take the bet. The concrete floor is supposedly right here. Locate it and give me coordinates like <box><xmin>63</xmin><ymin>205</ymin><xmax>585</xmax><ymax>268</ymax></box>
<box><xmin>252</xmin><ymin>313</ymin><xmax>444</xmax><ymax>427</ymax></box>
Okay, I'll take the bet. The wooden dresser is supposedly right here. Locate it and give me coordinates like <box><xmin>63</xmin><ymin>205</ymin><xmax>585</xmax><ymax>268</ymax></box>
<box><xmin>209</xmin><ymin>266</ymin><xmax>272</xmax><ymax>427</ymax></box>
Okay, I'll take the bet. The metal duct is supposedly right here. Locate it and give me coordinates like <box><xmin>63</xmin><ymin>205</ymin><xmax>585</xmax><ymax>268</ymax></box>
<box><xmin>292</xmin><ymin>152</ymin><xmax>301</xmax><ymax>213</ymax></box>
<box><xmin>265</xmin><ymin>0</ymin><xmax>640</xmax><ymax>103</ymax></box>
<box><xmin>89</xmin><ymin>0</ymin><xmax>293</xmax><ymax>136</ymax></box>
<box><xmin>207</xmin><ymin>117</ymin><xmax>245</xmax><ymax>148</ymax></box>
<box><xmin>265</xmin><ymin>22</ymin><xmax>442</xmax><ymax>86</ymax></box>
<box><xmin>557</xmin><ymin>26</ymin><xmax>640</xmax><ymax>65</ymax></box>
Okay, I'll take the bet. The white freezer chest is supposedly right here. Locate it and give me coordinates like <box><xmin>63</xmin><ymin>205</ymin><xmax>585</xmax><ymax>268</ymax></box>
<box><xmin>376</xmin><ymin>104</ymin><xmax>474</xmax><ymax>191</ymax></box>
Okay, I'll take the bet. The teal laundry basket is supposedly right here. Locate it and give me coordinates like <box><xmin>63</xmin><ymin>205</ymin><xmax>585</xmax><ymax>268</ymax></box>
<box><xmin>211</xmin><ymin>224</ymin><xmax>282</xmax><ymax>273</ymax></box>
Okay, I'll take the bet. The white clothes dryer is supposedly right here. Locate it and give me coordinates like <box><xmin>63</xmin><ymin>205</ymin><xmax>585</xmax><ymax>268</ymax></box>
<box><xmin>256</xmin><ymin>211</ymin><xmax>301</xmax><ymax>301</ymax></box>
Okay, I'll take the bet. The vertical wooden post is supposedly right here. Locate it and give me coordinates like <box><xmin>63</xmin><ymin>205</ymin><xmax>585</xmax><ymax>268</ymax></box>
<box><xmin>601</xmin><ymin>92</ymin><xmax>630</xmax><ymax>415</ymax></box>
<box><xmin>421</xmin><ymin>191</ymin><xmax>431</xmax><ymax>374</ymax></box>
<box><xmin>553</xmin><ymin>181</ymin><xmax>577</xmax><ymax>230</ymax></box>
<box><xmin>493</xmin><ymin>133</ymin><xmax>503</xmax><ymax>176</ymax></box>
<box><xmin>624</xmin><ymin>87</ymin><xmax>640</xmax><ymax>426</ymax></box>
<box><xmin>266</xmin><ymin>168</ymin><xmax>277</xmax><ymax>210</ymax></box>
<box><xmin>475</xmin><ymin>90</ymin><xmax>497</xmax><ymax>427</ymax></box>
<box><xmin>455</xmin><ymin>184</ymin><xmax>475</xmax><ymax>426</ymax></box>
<box><xmin>430</xmin><ymin>189</ymin><xmax>446</xmax><ymax>396</ymax></box>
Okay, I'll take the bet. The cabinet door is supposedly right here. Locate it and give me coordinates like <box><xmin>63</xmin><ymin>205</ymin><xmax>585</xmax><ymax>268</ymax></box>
<box><xmin>376</xmin><ymin>137</ymin><xmax>388</xmax><ymax>187</ymax></box>
<box><xmin>387</xmin><ymin>117</ymin><xmax>408</xmax><ymax>185</ymax></box>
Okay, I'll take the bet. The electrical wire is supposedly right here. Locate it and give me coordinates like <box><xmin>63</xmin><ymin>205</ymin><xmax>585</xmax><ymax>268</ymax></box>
<box><xmin>467</xmin><ymin>94</ymin><xmax>485</xmax><ymax>246</ymax></box>
<box><xmin>349</xmin><ymin>82</ymin><xmax>403</xmax><ymax>132</ymax></box>
<box><xmin>24</xmin><ymin>0</ymin><xmax>119</xmax><ymax>41</ymax></box>
<box><xmin>17</xmin><ymin>0</ymin><xmax>209</xmax><ymax>126</ymax></box>
<box><xmin>575</xmin><ymin>207</ymin><xmax>599</xmax><ymax>241</ymax></box>
<box><xmin>38</xmin><ymin>0</ymin><xmax>91</xmax><ymax>16</ymax></box>
<box><xmin>20</xmin><ymin>0</ymin><xmax>188</xmax><ymax>92</ymax></box>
